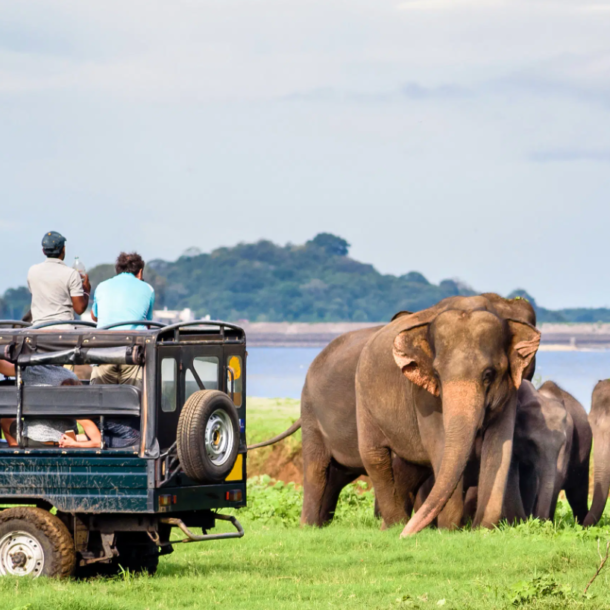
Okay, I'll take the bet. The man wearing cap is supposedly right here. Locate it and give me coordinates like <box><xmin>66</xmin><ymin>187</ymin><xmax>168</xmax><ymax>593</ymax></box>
<box><xmin>27</xmin><ymin>231</ymin><xmax>91</xmax><ymax>326</ymax></box>
<box><xmin>0</xmin><ymin>232</ymin><xmax>86</xmax><ymax>444</ymax></box>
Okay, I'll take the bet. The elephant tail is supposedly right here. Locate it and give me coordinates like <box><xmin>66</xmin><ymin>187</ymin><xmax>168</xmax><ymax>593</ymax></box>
<box><xmin>247</xmin><ymin>418</ymin><xmax>302</xmax><ymax>450</ymax></box>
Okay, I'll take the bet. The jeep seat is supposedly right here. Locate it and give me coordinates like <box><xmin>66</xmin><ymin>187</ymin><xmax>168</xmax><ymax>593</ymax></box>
<box><xmin>0</xmin><ymin>385</ymin><xmax>141</xmax><ymax>418</ymax></box>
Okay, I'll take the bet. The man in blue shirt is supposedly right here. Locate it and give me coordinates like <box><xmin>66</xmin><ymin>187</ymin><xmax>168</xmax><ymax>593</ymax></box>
<box><xmin>90</xmin><ymin>252</ymin><xmax>155</xmax><ymax>388</ymax></box>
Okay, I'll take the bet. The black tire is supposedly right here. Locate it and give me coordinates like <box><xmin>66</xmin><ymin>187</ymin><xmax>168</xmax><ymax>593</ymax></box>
<box><xmin>0</xmin><ymin>507</ymin><xmax>75</xmax><ymax>578</ymax></box>
<box><xmin>177</xmin><ymin>390</ymin><xmax>240</xmax><ymax>483</ymax></box>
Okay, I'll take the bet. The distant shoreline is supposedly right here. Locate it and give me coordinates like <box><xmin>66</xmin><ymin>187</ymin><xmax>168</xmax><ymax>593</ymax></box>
<box><xmin>240</xmin><ymin>321</ymin><xmax>610</xmax><ymax>349</ymax></box>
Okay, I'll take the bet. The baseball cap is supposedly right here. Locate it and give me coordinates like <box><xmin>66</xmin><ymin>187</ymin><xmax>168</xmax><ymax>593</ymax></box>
<box><xmin>41</xmin><ymin>231</ymin><xmax>66</xmax><ymax>253</ymax></box>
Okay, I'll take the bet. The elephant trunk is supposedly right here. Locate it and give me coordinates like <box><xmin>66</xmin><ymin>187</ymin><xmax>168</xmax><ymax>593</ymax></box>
<box><xmin>401</xmin><ymin>382</ymin><xmax>482</xmax><ymax>536</ymax></box>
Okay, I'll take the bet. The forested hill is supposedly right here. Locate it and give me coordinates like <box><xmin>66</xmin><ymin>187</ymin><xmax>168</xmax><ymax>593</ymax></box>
<box><xmin>1</xmin><ymin>233</ymin><xmax>608</xmax><ymax>323</ymax></box>
<box><xmin>145</xmin><ymin>233</ymin><xmax>477</xmax><ymax>322</ymax></box>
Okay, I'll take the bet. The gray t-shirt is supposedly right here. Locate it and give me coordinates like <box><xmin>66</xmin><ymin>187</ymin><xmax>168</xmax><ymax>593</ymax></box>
<box><xmin>11</xmin><ymin>419</ymin><xmax>78</xmax><ymax>443</ymax></box>
<box><xmin>27</xmin><ymin>258</ymin><xmax>83</xmax><ymax>325</ymax></box>
<box><xmin>20</xmin><ymin>365</ymin><xmax>79</xmax><ymax>443</ymax></box>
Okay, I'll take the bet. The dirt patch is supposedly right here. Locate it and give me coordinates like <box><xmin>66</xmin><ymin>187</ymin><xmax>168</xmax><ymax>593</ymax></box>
<box><xmin>248</xmin><ymin>440</ymin><xmax>303</xmax><ymax>485</ymax></box>
<box><xmin>247</xmin><ymin>439</ymin><xmax>372</xmax><ymax>489</ymax></box>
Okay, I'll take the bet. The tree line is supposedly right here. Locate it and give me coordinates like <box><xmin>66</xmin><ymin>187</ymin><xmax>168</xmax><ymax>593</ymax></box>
<box><xmin>1</xmin><ymin>233</ymin><xmax>607</xmax><ymax>324</ymax></box>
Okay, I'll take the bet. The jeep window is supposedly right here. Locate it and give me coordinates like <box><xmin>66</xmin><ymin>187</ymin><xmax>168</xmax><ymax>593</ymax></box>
<box><xmin>161</xmin><ymin>358</ymin><xmax>177</xmax><ymax>412</ymax></box>
<box><xmin>227</xmin><ymin>355</ymin><xmax>243</xmax><ymax>407</ymax></box>
<box><xmin>185</xmin><ymin>356</ymin><xmax>219</xmax><ymax>401</ymax></box>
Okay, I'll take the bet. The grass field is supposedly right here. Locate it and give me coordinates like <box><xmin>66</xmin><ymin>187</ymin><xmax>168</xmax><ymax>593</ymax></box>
<box><xmin>247</xmin><ymin>397</ymin><xmax>301</xmax><ymax>442</ymax></box>
<box><xmin>5</xmin><ymin>398</ymin><xmax>610</xmax><ymax>610</ymax></box>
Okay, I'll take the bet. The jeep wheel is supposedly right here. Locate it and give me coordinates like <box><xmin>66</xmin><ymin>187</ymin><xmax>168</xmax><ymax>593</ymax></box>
<box><xmin>177</xmin><ymin>390</ymin><xmax>240</xmax><ymax>483</ymax></box>
<box><xmin>0</xmin><ymin>507</ymin><xmax>75</xmax><ymax>578</ymax></box>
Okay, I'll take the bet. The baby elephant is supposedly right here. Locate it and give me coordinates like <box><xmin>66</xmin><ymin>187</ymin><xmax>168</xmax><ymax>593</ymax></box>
<box><xmin>504</xmin><ymin>380</ymin><xmax>591</xmax><ymax>523</ymax></box>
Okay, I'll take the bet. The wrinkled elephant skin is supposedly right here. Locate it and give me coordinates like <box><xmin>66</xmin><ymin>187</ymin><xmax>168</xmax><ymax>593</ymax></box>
<box><xmin>356</xmin><ymin>295</ymin><xmax>540</xmax><ymax>536</ymax></box>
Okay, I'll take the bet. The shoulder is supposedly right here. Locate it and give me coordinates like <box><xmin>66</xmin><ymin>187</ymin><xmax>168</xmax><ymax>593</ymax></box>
<box><xmin>28</xmin><ymin>262</ymin><xmax>44</xmax><ymax>277</ymax></box>
<box><xmin>95</xmin><ymin>276</ymin><xmax>117</xmax><ymax>293</ymax></box>
<box><xmin>134</xmin><ymin>278</ymin><xmax>154</xmax><ymax>295</ymax></box>
<box><xmin>66</xmin><ymin>267</ymin><xmax>81</xmax><ymax>281</ymax></box>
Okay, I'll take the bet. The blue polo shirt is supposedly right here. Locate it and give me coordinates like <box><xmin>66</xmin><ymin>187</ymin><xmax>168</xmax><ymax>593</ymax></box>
<box><xmin>92</xmin><ymin>273</ymin><xmax>155</xmax><ymax>330</ymax></box>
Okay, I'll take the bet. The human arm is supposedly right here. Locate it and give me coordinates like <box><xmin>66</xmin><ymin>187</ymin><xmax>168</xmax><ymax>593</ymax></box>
<box><xmin>59</xmin><ymin>419</ymin><xmax>101</xmax><ymax>448</ymax></box>
<box><xmin>90</xmin><ymin>289</ymin><xmax>98</xmax><ymax>323</ymax></box>
<box><xmin>1</xmin><ymin>419</ymin><xmax>17</xmax><ymax>447</ymax></box>
<box><xmin>69</xmin><ymin>271</ymin><xmax>90</xmax><ymax>315</ymax></box>
<box><xmin>0</xmin><ymin>360</ymin><xmax>14</xmax><ymax>377</ymax></box>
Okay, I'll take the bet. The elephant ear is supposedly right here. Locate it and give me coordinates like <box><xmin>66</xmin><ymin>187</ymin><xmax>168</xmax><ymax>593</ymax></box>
<box><xmin>507</xmin><ymin>319</ymin><xmax>541</xmax><ymax>389</ymax></box>
<box><xmin>393</xmin><ymin>324</ymin><xmax>439</xmax><ymax>397</ymax></box>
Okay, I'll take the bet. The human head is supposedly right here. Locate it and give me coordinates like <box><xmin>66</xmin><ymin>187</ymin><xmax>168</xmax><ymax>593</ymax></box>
<box><xmin>115</xmin><ymin>252</ymin><xmax>145</xmax><ymax>279</ymax></box>
<box><xmin>41</xmin><ymin>231</ymin><xmax>66</xmax><ymax>259</ymax></box>
<box><xmin>61</xmin><ymin>378</ymin><xmax>82</xmax><ymax>386</ymax></box>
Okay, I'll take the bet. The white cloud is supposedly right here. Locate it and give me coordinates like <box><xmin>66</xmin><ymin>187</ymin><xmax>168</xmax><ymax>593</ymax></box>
<box><xmin>397</xmin><ymin>0</ymin><xmax>503</xmax><ymax>10</ymax></box>
<box><xmin>1</xmin><ymin>0</ymin><xmax>610</xmax><ymax>308</ymax></box>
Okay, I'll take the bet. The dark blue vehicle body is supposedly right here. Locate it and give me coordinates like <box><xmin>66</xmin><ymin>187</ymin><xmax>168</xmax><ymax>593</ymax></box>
<box><xmin>0</xmin><ymin>320</ymin><xmax>247</xmax><ymax>572</ymax></box>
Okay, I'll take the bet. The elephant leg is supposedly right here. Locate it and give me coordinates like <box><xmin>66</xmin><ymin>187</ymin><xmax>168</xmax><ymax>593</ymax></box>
<box><xmin>361</xmin><ymin>444</ymin><xmax>406</xmax><ymax>527</ymax></box>
<box><xmin>503</xmin><ymin>460</ymin><xmax>526</xmax><ymax>524</ymax></box>
<box><xmin>301</xmin><ymin>424</ymin><xmax>333</xmax><ymax>526</ymax></box>
<box><xmin>392</xmin><ymin>456</ymin><xmax>431</xmax><ymax>519</ymax></box>
<box><xmin>463</xmin><ymin>486</ymin><xmax>478</xmax><ymax>523</ymax></box>
<box><xmin>437</xmin><ymin>478</ymin><xmax>464</xmax><ymax>530</ymax></box>
<box><xmin>474</xmin><ymin>399</ymin><xmax>517</xmax><ymax>528</ymax></box>
<box><xmin>564</xmin><ymin>461</ymin><xmax>590</xmax><ymax>524</ymax></box>
<box><xmin>361</xmin><ymin>445</ymin><xmax>428</xmax><ymax>528</ymax></box>
<box><xmin>317</xmin><ymin>461</ymin><xmax>359</xmax><ymax>524</ymax></box>
<box><xmin>519</xmin><ymin>463</ymin><xmax>537</xmax><ymax>517</ymax></box>
<box><xmin>414</xmin><ymin>475</ymin><xmax>434</xmax><ymax>513</ymax></box>
<box><xmin>375</xmin><ymin>458</ymin><xmax>425</xmax><ymax>521</ymax></box>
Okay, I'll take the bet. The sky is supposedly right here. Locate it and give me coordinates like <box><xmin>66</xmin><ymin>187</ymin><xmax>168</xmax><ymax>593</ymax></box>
<box><xmin>1</xmin><ymin>0</ymin><xmax>610</xmax><ymax>309</ymax></box>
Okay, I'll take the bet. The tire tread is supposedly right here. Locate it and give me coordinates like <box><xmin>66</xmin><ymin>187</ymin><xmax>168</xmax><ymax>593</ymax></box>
<box><xmin>0</xmin><ymin>507</ymin><xmax>75</xmax><ymax>578</ymax></box>
<box><xmin>177</xmin><ymin>390</ymin><xmax>239</xmax><ymax>483</ymax></box>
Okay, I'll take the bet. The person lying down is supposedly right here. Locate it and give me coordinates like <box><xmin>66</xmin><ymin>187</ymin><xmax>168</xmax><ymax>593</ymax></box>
<box><xmin>1</xmin><ymin>378</ymin><xmax>101</xmax><ymax>448</ymax></box>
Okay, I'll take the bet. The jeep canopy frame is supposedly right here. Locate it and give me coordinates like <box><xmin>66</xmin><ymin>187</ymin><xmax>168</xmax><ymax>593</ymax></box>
<box><xmin>0</xmin><ymin>320</ymin><xmax>246</xmax><ymax>458</ymax></box>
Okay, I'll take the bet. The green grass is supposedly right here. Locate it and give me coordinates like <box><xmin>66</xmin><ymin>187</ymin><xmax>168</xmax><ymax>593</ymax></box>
<box><xmin>5</xmin><ymin>489</ymin><xmax>610</xmax><ymax>610</ymax></box>
<box><xmin>4</xmin><ymin>398</ymin><xmax>610</xmax><ymax>609</ymax></box>
<box><xmin>246</xmin><ymin>397</ymin><xmax>301</xmax><ymax>445</ymax></box>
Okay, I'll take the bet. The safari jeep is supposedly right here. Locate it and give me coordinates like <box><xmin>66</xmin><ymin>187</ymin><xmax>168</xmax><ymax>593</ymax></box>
<box><xmin>0</xmin><ymin>319</ymin><xmax>246</xmax><ymax>578</ymax></box>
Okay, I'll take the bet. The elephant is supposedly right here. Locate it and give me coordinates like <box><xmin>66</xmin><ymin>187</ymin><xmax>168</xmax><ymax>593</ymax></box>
<box><xmin>433</xmin><ymin>381</ymin><xmax>590</xmax><ymax>525</ymax></box>
<box><xmin>584</xmin><ymin>379</ymin><xmax>610</xmax><ymax>526</ymax></box>
<box><xmin>298</xmin><ymin>293</ymin><xmax>538</xmax><ymax>533</ymax></box>
<box><xmin>300</xmin><ymin>323</ymin><xmax>395</xmax><ymax>526</ymax></box>
<box><xmin>504</xmin><ymin>380</ymin><xmax>570</xmax><ymax>522</ymax></box>
<box><xmin>537</xmin><ymin>380</ymin><xmax>591</xmax><ymax>523</ymax></box>
<box><xmin>503</xmin><ymin>381</ymin><xmax>568</xmax><ymax>522</ymax></box>
<box><xmin>355</xmin><ymin>295</ymin><xmax>540</xmax><ymax>535</ymax></box>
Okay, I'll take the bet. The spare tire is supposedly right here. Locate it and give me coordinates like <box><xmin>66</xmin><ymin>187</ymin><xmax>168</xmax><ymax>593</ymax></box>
<box><xmin>177</xmin><ymin>390</ymin><xmax>240</xmax><ymax>483</ymax></box>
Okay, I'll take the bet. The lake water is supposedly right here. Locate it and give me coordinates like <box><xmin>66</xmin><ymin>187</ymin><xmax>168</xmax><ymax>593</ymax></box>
<box><xmin>247</xmin><ymin>347</ymin><xmax>610</xmax><ymax>410</ymax></box>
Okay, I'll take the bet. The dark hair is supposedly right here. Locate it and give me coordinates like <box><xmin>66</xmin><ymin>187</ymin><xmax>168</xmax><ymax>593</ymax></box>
<box><xmin>44</xmin><ymin>246</ymin><xmax>64</xmax><ymax>259</ymax></box>
<box><xmin>115</xmin><ymin>252</ymin><xmax>145</xmax><ymax>276</ymax></box>
<box><xmin>61</xmin><ymin>378</ymin><xmax>82</xmax><ymax>386</ymax></box>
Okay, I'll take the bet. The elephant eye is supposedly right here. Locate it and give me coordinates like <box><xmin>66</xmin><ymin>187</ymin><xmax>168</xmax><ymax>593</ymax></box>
<box><xmin>482</xmin><ymin>368</ymin><xmax>496</xmax><ymax>385</ymax></box>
